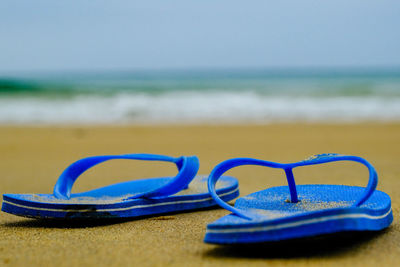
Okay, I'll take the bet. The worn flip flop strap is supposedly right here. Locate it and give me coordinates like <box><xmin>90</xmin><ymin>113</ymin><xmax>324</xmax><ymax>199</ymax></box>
<box><xmin>53</xmin><ymin>154</ymin><xmax>200</xmax><ymax>200</ymax></box>
<box><xmin>208</xmin><ymin>153</ymin><xmax>378</xmax><ymax>220</ymax></box>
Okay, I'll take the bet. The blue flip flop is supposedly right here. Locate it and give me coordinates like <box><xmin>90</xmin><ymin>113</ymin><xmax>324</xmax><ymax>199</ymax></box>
<box><xmin>2</xmin><ymin>154</ymin><xmax>239</xmax><ymax>219</ymax></box>
<box><xmin>205</xmin><ymin>153</ymin><xmax>393</xmax><ymax>244</ymax></box>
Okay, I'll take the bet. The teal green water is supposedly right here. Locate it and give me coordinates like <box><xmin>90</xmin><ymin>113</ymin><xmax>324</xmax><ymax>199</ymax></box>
<box><xmin>1</xmin><ymin>69</ymin><xmax>400</xmax><ymax>124</ymax></box>
<box><xmin>1</xmin><ymin>69</ymin><xmax>400</xmax><ymax>97</ymax></box>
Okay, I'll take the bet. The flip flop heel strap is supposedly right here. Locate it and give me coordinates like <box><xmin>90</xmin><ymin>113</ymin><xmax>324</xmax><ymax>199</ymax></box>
<box><xmin>208</xmin><ymin>154</ymin><xmax>377</xmax><ymax>220</ymax></box>
<box><xmin>53</xmin><ymin>154</ymin><xmax>199</xmax><ymax>200</ymax></box>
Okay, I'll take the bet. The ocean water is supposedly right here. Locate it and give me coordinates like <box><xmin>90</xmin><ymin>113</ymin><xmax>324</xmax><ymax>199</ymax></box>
<box><xmin>1</xmin><ymin>69</ymin><xmax>400</xmax><ymax>125</ymax></box>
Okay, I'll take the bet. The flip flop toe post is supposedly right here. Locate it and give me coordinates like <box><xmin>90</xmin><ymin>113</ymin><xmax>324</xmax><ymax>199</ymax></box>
<box><xmin>205</xmin><ymin>154</ymin><xmax>393</xmax><ymax>244</ymax></box>
<box><xmin>2</xmin><ymin>154</ymin><xmax>239</xmax><ymax>219</ymax></box>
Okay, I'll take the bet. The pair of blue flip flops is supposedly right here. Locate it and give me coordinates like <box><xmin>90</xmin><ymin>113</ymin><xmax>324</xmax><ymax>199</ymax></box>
<box><xmin>2</xmin><ymin>153</ymin><xmax>393</xmax><ymax>244</ymax></box>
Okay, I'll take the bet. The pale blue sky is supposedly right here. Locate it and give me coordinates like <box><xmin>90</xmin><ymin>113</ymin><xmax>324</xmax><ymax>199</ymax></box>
<box><xmin>0</xmin><ymin>1</ymin><xmax>399</xmax><ymax>74</ymax></box>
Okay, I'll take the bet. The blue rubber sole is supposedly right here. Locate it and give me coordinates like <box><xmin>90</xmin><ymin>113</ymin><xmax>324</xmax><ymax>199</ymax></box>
<box><xmin>205</xmin><ymin>185</ymin><xmax>392</xmax><ymax>244</ymax></box>
<box><xmin>2</xmin><ymin>175</ymin><xmax>239</xmax><ymax>219</ymax></box>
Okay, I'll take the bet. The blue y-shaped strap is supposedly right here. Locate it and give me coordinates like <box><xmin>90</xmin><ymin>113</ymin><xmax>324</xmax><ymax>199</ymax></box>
<box><xmin>53</xmin><ymin>154</ymin><xmax>199</xmax><ymax>200</ymax></box>
<box><xmin>208</xmin><ymin>153</ymin><xmax>378</xmax><ymax>220</ymax></box>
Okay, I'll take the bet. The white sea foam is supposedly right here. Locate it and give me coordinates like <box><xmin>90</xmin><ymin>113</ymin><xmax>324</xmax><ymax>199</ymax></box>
<box><xmin>1</xmin><ymin>91</ymin><xmax>400</xmax><ymax>124</ymax></box>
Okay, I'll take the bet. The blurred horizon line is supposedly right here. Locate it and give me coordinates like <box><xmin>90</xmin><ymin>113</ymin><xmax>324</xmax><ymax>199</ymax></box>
<box><xmin>2</xmin><ymin>65</ymin><xmax>400</xmax><ymax>79</ymax></box>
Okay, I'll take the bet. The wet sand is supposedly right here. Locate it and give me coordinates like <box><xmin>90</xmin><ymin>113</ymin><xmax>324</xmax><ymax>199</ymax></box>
<box><xmin>1</xmin><ymin>124</ymin><xmax>399</xmax><ymax>266</ymax></box>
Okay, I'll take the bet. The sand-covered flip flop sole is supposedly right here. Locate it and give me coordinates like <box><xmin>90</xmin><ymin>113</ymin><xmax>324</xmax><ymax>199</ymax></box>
<box><xmin>2</xmin><ymin>175</ymin><xmax>239</xmax><ymax>219</ymax></box>
<box><xmin>205</xmin><ymin>185</ymin><xmax>392</xmax><ymax>244</ymax></box>
<box><xmin>205</xmin><ymin>154</ymin><xmax>393</xmax><ymax>244</ymax></box>
<box><xmin>2</xmin><ymin>154</ymin><xmax>239</xmax><ymax>219</ymax></box>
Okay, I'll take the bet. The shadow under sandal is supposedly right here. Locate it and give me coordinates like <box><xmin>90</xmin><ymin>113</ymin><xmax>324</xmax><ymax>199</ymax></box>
<box><xmin>205</xmin><ymin>153</ymin><xmax>393</xmax><ymax>244</ymax></box>
<box><xmin>2</xmin><ymin>154</ymin><xmax>239</xmax><ymax>219</ymax></box>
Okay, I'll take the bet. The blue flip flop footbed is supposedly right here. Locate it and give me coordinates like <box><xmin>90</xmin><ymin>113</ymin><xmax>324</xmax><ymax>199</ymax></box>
<box><xmin>205</xmin><ymin>154</ymin><xmax>393</xmax><ymax>244</ymax></box>
<box><xmin>2</xmin><ymin>154</ymin><xmax>239</xmax><ymax>219</ymax></box>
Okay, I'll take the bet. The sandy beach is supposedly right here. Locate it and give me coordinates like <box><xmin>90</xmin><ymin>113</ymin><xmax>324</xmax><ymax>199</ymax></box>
<box><xmin>1</xmin><ymin>124</ymin><xmax>399</xmax><ymax>266</ymax></box>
